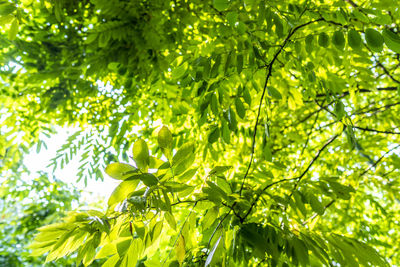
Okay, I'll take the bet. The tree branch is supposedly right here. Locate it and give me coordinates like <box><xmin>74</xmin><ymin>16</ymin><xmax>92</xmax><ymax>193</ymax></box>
<box><xmin>353</xmin><ymin>126</ymin><xmax>400</xmax><ymax>135</ymax></box>
<box><xmin>239</xmin><ymin>18</ymin><xmax>324</xmax><ymax>195</ymax></box>
<box><xmin>302</xmin><ymin>144</ymin><xmax>400</xmax><ymax>226</ymax></box>
<box><xmin>287</xmin><ymin>131</ymin><xmax>342</xmax><ymax>200</ymax></box>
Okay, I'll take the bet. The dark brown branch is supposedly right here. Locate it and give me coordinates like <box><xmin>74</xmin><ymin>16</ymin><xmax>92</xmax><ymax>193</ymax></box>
<box><xmin>353</xmin><ymin>126</ymin><xmax>400</xmax><ymax>135</ymax></box>
<box><xmin>344</xmin><ymin>0</ymin><xmax>358</xmax><ymax>7</ymax></box>
<box><xmin>375</xmin><ymin>61</ymin><xmax>400</xmax><ymax>84</ymax></box>
<box><xmin>300</xmin><ymin>109</ymin><xmax>320</xmax><ymax>156</ymax></box>
<box><xmin>359</xmin><ymin>144</ymin><xmax>400</xmax><ymax>177</ymax></box>
<box><xmin>241</xmin><ymin>177</ymin><xmax>298</xmax><ymax>222</ymax></box>
<box><xmin>303</xmin><ymin>144</ymin><xmax>400</xmax><ymax>226</ymax></box>
<box><xmin>315</xmin><ymin>86</ymin><xmax>398</xmax><ymax>99</ymax></box>
<box><xmin>288</xmin><ymin>132</ymin><xmax>342</xmax><ymax>196</ymax></box>
<box><xmin>354</xmin><ymin>101</ymin><xmax>400</xmax><ymax>116</ymax></box>
<box><xmin>239</xmin><ymin>18</ymin><xmax>324</xmax><ymax>195</ymax></box>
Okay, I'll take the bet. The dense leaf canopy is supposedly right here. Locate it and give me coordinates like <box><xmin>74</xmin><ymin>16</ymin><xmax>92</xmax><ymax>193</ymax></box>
<box><xmin>1</xmin><ymin>0</ymin><xmax>400</xmax><ymax>266</ymax></box>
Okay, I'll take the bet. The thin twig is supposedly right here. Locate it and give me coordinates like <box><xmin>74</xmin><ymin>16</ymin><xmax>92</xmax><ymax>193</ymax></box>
<box><xmin>302</xmin><ymin>144</ymin><xmax>400</xmax><ymax>226</ymax></box>
<box><xmin>162</xmin><ymin>201</ymin><xmax>198</xmax><ymax>266</ymax></box>
<box><xmin>353</xmin><ymin>126</ymin><xmax>400</xmax><ymax>135</ymax></box>
<box><xmin>359</xmin><ymin>144</ymin><xmax>400</xmax><ymax>177</ymax></box>
<box><xmin>206</xmin><ymin>210</ymin><xmax>232</xmax><ymax>251</ymax></box>
<box><xmin>289</xmin><ymin>132</ymin><xmax>342</xmax><ymax>195</ymax></box>
<box><xmin>239</xmin><ymin>18</ymin><xmax>324</xmax><ymax>195</ymax></box>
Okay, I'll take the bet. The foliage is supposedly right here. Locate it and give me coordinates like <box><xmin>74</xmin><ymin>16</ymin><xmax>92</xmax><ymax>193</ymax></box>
<box><xmin>1</xmin><ymin>0</ymin><xmax>400</xmax><ymax>266</ymax></box>
<box><xmin>0</xmin><ymin>172</ymin><xmax>80</xmax><ymax>266</ymax></box>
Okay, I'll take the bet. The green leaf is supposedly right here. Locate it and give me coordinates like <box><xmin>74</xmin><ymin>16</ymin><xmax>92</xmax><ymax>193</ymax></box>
<box><xmin>8</xmin><ymin>18</ymin><xmax>18</xmax><ymax>40</ymax></box>
<box><xmin>211</xmin><ymin>54</ymin><xmax>222</xmax><ymax>78</ymax></box>
<box><xmin>382</xmin><ymin>28</ymin><xmax>400</xmax><ymax>53</ymax></box>
<box><xmin>318</xmin><ymin>32</ymin><xmax>329</xmax><ymax>48</ymax></box>
<box><xmin>334</xmin><ymin>100</ymin><xmax>346</xmax><ymax>120</ymax></box>
<box><xmin>263</xmin><ymin>144</ymin><xmax>272</xmax><ymax>162</ymax></box>
<box><xmin>164</xmin><ymin>181</ymin><xmax>194</xmax><ymax>193</ymax></box>
<box><xmin>0</xmin><ymin>3</ymin><xmax>16</xmax><ymax>16</ymax></box>
<box><xmin>274</xmin><ymin>15</ymin><xmax>283</xmax><ymax>38</ymax></box>
<box><xmin>305</xmin><ymin>34</ymin><xmax>314</xmax><ymax>53</ymax></box>
<box><xmin>98</xmin><ymin>32</ymin><xmax>110</xmax><ymax>47</ymax></box>
<box><xmin>221</xmin><ymin>119</ymin><xmax>231</xmax><ymax>144</ymax></box>
<box><xmin>242</xmin><ymin>87</ymin><xmax>252</xmax><ymax>106</ymax></box>
<box><xmin>224</xmin><ymin>51</ymin><xmax>233</xmax><ymax>75</ymax></box>
<box><xmin>140</xmin><ymin>173</ymin><xmax>158</xmax><ymax>186</ymax></box>
<box><xmin>205</xmin><ymin>235</ymin><xmax>222</xmax><ymax>267</ymax></box>
<box><xmin>101</xmin><ymin>254</ymin><xmax>120</xmax><ymax>267</ymax></box>
<box><xmin>226</xmin><ymin>11</ymin><xmax>238</xmax><ymax>26</ymax></box>
<box><xmin>149</xmin><ymin>156</ymin><xmax>164</xmax><ymax>169</ymax></box>
<box><xmin>172</xmin><ymin>142</ymin><xmax>195</xmax><ymax>167</ymax></box>
<box><xmin>0</xmin><ymin>14</ymin><xmax>14</xmax><ymax>26</ymax></box>
<box><xmin>309</xmin><ymin>194</ymin><xmax>324</xmax><ymax>215</ymax></box>
<box><xmin>95</xmin><ymin>243</ymin><xmax>117</xmax><ymax>259</ymax></box>
<box><xmin>365</xmin><ymin>28</ymin><xmax>383</xmax><ymax>52</ymax></box>
<box><xmin>208</xmin><ymin>127</ymin><xmax>220</xmax><ymax>144</ymax></box>
<box><xmin>177</xmin><ymin>168</ymin><xmax>197</xmax><ymax>182</ymax></box>
<box><xmin>332</xmin><ymin>31</ymin><xmax>345</xmax><ymax>50</ymax></box>
<box><xmin>227</xmin><ymin>107</ymin><xmax>238</xmax><ymax>131</ymax></box>
<box><xmin>205</xmin><ymin>181</ymin><xmax>228</xmax><ymax>201</ymax></box>
<box><xmin>151</xmin><ymin>221</ymin><xmax>163</xmax><ymax>242</ymax></box>
<box><xmin>213</xmin><ymin>0</ymin><xmax>230</xmax><ymax>11</ymax></box>
<box><xmin>105</xmin><ymin>163</ymin><xmax>138</xmax><ymax>180</ymax></box>
<box><xmin>202</xmin><ymin>207</ymin><xmax>219</xmax><ymax>230</ymax></box>
<box><xmin>108</xmin><ymin>179</ymin><xmax>140</xmax><ymax>207</ymax></box>
<box><xmin>268</xmin><ymin>86</ymin><xmax>282</xmax><ymax>100</ymax></box>
<box><xmin>116</xmin><ymin>238</ymin><xmax>132</xmax><ymax>257</ymax></box>
<box><xmin>175</xmin><ymin>234</ymin><xmax>186</xmax><ymax>264</ymax></box>
<box><xmin>165</xmin><ymin>211</ymin><xmax>177</xmax><ymax>230</ymax></box>
<box><xmin>208</xmin><ymin>166</ymin><xmax>232</xmax><ymax>177</ymax></box>
<box><xmin>158</xmin><ymin>126</ymin><xmax>173</xmax><ymax>149</ymax></box>
<box><xmin>132</xmin><ymin>139</ymin><xmax>150</xmax><ymax>171</ymax></box>
<box><xmin>348</xmin><ymin>29</ymin><xmax>362</xmax><ymax>50</ymax></box>
<box><xmin>235</xmin><ymin>97</ymin><xmax>246</xmax><ymax>119</ymax></box>
<box><xmin>171</xmin><ymin>62</ymin><xmax>188</xmax><ymax>79</ymax></box>
<box><xmin>211</xmin><ymin>93</ymin><xmax>219</xmax><ymax>115</ymax></box>
<box><xmin>292</xmin><ymin>238</ymin><xmax>310</xmax><ymax>266</ymax></box>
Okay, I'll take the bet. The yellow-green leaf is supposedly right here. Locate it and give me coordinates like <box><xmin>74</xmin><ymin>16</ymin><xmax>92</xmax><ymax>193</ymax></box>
<box><xmin>158</xmin><ymin>126</ymin><xmax>173</xmax><ymax>149</ymax></box>
<box><xmin>105</xmin><ymin>163</ymin><xmax>138</xmax><ymax>180</ymax></box>
<box><xmin>8</xmin><ymin>18</ymin><xmax>18</xmax><ymax>40</ymax></box>
<box><xmin>108</xmin><ymin>179</ymin><xmax>140</xmax><ymax>207</ymax></box>
<box><xmin>213</xmin><ymin>0</ymin><xmax>230</xmax><ymax>12</ymax></box>
<box><xmin>132</xmin><ymin>139</ymin><xmax>149</xmax><ymax>171</ymax></box>
<box><xmin>175</xmin><ymin>234</ymin><xmax>186</xmax><ymax>264</ymax></box>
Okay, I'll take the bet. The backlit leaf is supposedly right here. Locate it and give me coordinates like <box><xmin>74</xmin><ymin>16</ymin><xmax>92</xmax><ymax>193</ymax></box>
<box><xmin>365</xmin><ymin>28</ymin><xmax>383</xmax><ymax>52</ymax></box>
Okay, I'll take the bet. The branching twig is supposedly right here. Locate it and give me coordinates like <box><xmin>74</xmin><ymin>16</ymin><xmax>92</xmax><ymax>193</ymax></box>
<box><xmin>241</xmin><ymin>177</ymin><xmax>299</xmax><ymax>222</ymax></box>
<box><xmin>239</xmin><ymin>18</ymin><xmax>324</xmax><ymax>195</ymax></box>
<box><xmin>206</xmin><ymin>210</ymin><xmax>232</xmax><ymax>251</ymax></box>
<box><xmin>289</xmin><ymin>132</ymin><xmax>342</xmax><ymax>195</ymax></box>
<box><xmin>302</xmin><ymin>144</ymin><xmax>400</xmax><ymax>226</ymax></box>
<box><xmin>353</xmin><ymin>126</ymin><xmax>400</xmax><ymax>135</ymax></box>
<box><xmin>375</xmin><ymin>61</ymin><xmax>400</xmax><ymax>84</ymax></box>
<box><xmin>359</xmin><ymin>144</ymin><xmax>400</xmax><ymax>177</ymax></box>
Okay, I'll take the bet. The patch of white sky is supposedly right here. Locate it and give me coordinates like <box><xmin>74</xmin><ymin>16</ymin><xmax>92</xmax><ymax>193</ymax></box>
<box><xmin>3</xmin><ymin>60</ymin><xmax>154</xmax><ymax>210</ymax></box>
<box><xmin>22</xmin><ymin>126</ymin><xmax>119</xmax><ymax>208</ymax></box>
<box><xmin>16</xmin><ymin>77</ymin><xmax>153</xmax><ymax>211</ymax></box>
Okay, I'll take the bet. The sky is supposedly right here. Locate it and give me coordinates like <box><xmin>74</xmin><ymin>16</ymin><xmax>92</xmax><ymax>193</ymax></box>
<box><xmin>23</xmin><ymin>126</ymin><xmax>120</xmax><ymax>206</ymax></box>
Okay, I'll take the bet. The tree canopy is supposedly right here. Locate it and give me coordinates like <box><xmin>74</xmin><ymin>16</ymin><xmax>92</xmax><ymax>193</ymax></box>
<box><xmin>1</xmin><ymin>0</ymin><xmax>400</xmax><ymax>266</ymax></box>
